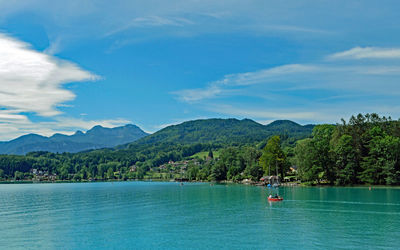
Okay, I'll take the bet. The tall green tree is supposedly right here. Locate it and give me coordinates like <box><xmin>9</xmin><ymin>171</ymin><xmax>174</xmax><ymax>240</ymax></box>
<box><xmin>211</xmin><ymin>161</ymin><xmax>227</xmax><ymax>181</ymax></box>
<box><xmin>361</xmin><ymin>127</ymin><xmax>400</xmax><ymax>184</ymax></box>
<box><xmin>294</xmin><ymin>138</ymin><xmax>319</xmax><ymax>182</ymax></box>
<box><xmin>311</xmin><ymin>125</ymin><xmax>336</xmax><ymax>183</ymax></box>
<box><xmin>218</xmin><ymin>147</ymin><xmax>242</xmax><ymax>181</ymax></box>
<box><xmin>107</xmin><ymin>168</ymin><xmax>114</xmax><ymax>179</ymax></box>
<box><xmin>295</xmin><ymin>125</ymin><xmax>335</xmax><ymax>184</ymax></box>
<box><xmin>259</xmin><ymin>136</ymin><xmax>287</xmax><ymax>177</ymax></box>
<box><xmin>14</xmin><ymin>171</ymin><xmax>24</xmax><ymax>180</ymax></box>
<box><xmin>208</xmin><ymin>149</ymin><xmax>214</xmax><ymax>159</ymax></box>
<box><xmin>332</xmin><ymin>134</ymin><xmax>357</xmax><ymax>185</ymax></box>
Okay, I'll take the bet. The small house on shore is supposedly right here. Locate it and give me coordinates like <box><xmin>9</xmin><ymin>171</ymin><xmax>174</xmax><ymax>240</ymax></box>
<box><xmin>260</xmin><ymin>175</ymin><xmax>280</xmax><ymax>186</ymax></box>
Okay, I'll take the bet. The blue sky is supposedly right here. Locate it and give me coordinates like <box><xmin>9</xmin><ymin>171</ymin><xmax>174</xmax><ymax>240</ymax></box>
<box><xmin>0</xmin><ymin>0</ymin><xmax>400</xmax><ymax>140</ymax></box>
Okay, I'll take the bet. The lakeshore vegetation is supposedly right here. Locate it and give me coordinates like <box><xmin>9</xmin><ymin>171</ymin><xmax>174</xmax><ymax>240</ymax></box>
<box><xmin>0</xmin><ymin>114</ymin><xmax>399</xmax><ymax>185</ymax></box>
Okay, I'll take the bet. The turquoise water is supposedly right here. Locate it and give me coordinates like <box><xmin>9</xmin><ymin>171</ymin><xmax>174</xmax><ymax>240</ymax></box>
<box><xmin>0</xmin><ymin>182</ymin><xmax>399</xmax><ymax>249</ymax></box>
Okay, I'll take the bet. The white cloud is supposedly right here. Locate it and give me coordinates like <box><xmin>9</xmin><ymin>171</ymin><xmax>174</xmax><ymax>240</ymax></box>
<box><xmin>0</xmin><ymin>110</ymin><xmax>30</xmax><ymax>123</ymax></box>
<box><xmin>0</xmin><ymin>34</ymin><xmax>98</xmax><ymax>116</ymax></box>
<box><xmin>0</xmin><ymin>34</ymin><xmax>116</xmax><ymax>140</ymax></box>
<box><xmin>328</xmin><ymin>47</ymin><xmax>400</xmax><ymax>60</ymax></box>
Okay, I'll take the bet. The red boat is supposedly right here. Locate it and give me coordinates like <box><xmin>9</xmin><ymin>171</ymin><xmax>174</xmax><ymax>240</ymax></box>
<box><xmin>268</xmin><ymin>196</ymin><xmax>283</xmax><ymax>202</ymax></box>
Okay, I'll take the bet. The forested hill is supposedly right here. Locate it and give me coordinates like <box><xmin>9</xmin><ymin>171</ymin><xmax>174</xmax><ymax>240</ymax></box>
<box><xmin>0</xmin><ymin>124</ymin><xmax>148</xmax><ymax>155</ymax></box>
<box><xmin>124</xmin><ymin>118</ymin><xmax>313</xmax><ymax>148</ymax></box>
<box><xmin>2</xmin><ymin>114</ymin><xmax>400</xmax><ymax>185</ymax></box>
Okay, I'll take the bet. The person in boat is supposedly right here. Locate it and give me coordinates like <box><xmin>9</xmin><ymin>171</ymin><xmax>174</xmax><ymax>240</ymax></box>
<box><xmin>268</xmin><ymin>194</ymin><xmax>272</xmax><ymax>198</ymax></box>
<box><xmin>273</xmin><ymin>194</ymin><xmax>279</xmax><ymax>198</ymax></box>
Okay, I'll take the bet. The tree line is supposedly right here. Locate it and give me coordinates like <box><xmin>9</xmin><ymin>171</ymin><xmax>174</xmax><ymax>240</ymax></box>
<box><xmin>295</xmin><ymin>114</ymin><xmax>400</xmax><ymax>185</ymax></box>
<box><xmin>1</xmin><ymin>113</ymin><xmax>399</xmax><ymax>185</ymax></box>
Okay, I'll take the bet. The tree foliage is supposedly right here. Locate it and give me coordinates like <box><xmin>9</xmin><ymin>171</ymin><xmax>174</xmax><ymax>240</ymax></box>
<box><xmin>259</xmin><ymin>136</ymin><xmax>287</xmax><ymax>177</ymax></box>
<box><xmin>295</xmin><ymin>114</ymin><xmax>400</xmax><ymax>185</ymax></box>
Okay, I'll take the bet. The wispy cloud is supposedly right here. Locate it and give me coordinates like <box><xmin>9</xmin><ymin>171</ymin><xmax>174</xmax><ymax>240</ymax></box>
<box><xmin>0</xmin><ymin>0</ymin><xmax>338</xmax><ymax>49</ymax></box>
<box><xmin>44</xmin><ymin>37</ymin><xmax>63</xmax><ymax>55</ymax></box>
<box><xmin>173</xmin><ymin>51</ymin><xmax>400</xmax><ymax>103</ymax></box>
<box><xmin>328</xmin><ymin>47</ymin><xmax>400</xmax><ymax>60</ymax></box>
<box><xmin>215</xmin><ymin>64</ymin><xmax>319</xmax><ymax>86</ymax></box>
<box><xmin>254</xmin><ymin>24</ymin><xmax>330</xmax><ymax>34</ymax></box>
<box><xmin>105</xmin><ymin>15</ymin><xmax>194</xmax><ymax>37</ymax></box>
<box><xmin>173</xmin><ymin>64</ymin><xmax>319</xmax><ymax>102</ymax></box>
<box><xmin>172</xmin><ymin>46</ymin><xmax>400</xmax><ymax>123</ymax></box>
<box><xmin>172</xmin><ymin>86</ymin><xmax>223</xmax><ymax>103</ymax></box>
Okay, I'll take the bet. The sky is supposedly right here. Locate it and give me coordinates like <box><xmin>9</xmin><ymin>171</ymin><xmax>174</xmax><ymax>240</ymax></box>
<box><xmin>1</xmin><ymin>0</ymin><xmax>400</xmax><ymax>140</ymax></box>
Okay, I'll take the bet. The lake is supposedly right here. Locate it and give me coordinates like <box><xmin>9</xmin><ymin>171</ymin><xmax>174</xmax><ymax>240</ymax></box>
<box><xmin>0</xmin><ymin>182</ymin><xmax>399</xmax><ymax>249</ymax></box>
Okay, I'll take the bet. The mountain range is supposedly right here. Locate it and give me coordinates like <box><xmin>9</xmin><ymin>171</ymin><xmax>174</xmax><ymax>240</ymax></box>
<box><xmin>0</xmin><ymin>124</ymin><xmax>148</xmax><ymax>155</ymax></box>
<box><xmin>0</xmin><ymin>118</ymin><xmax>314</xmax><ymax>155</ymax></box>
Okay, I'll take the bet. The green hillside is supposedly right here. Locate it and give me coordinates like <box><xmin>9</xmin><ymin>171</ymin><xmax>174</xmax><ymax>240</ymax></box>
<box><xmin>125</xmin><ymin>118</ymin><xmax>313</xmax><ymax>149</ymax></box>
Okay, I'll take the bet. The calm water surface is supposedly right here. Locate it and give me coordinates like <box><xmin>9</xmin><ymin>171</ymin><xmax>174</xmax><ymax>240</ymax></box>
<box><xmin>0</xmin><ymin>182</ymin><xmax>399</xmax><ymax>249</ymax></box>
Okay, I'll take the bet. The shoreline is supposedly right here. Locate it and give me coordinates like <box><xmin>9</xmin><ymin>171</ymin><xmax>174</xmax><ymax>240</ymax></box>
<box><xmin>1</xmin><ymin>179</ymin><xmax>400</xmax><ymax>188</ymax></box>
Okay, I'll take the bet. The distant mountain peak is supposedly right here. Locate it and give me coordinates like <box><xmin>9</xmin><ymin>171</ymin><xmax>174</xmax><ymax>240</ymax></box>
<box><xmin>266</xmin><ymin>120</ymin><xmax>301</xmax><ymax>127</ymax></box>
<box><xmin>0</xmin><ymin>124</ymin><xmax>149</xmax><ymax>155</ymax></box>
<box><xmin>89</xmin><ymin>125</ymin><xmax>106</xmax><ymax>131</ymax></box>
<box><xmin>14</xmin><ymin>133</ymin><xmax>47</xmax><ymax>141</ymax></box>
<box><xmin>74</xmin><ymin>130</ymin><xmax>84</xmax><ymax>136</ymax></box>
<box><xmin>241</xmin><ymin>118</ymin><xmax>254</xmax><ymax>121</ymax></box>
<box><xmin>124</xmin><ymin>124</ymin><xmax>138</xmax><ymax>128</ymax></box>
